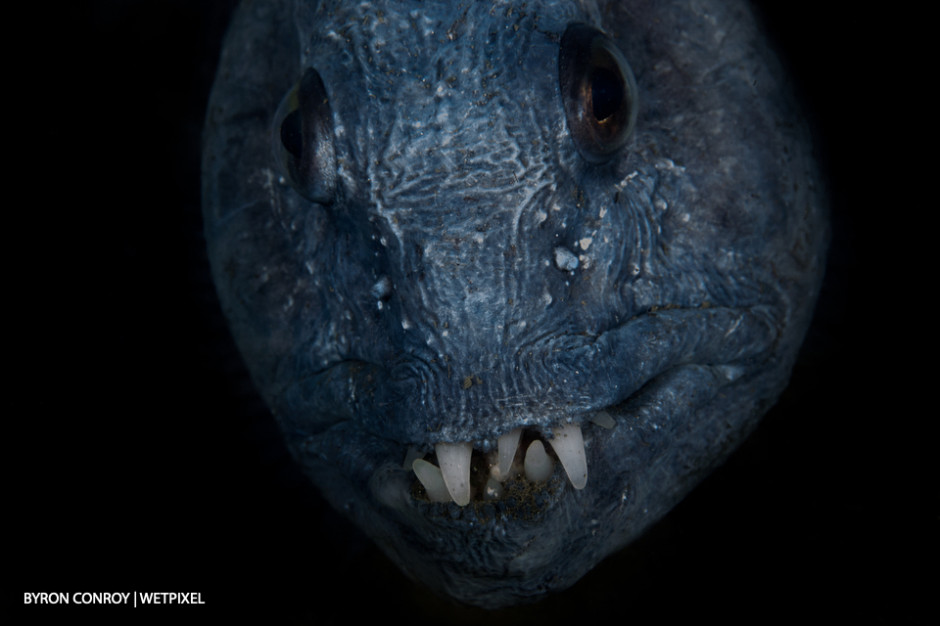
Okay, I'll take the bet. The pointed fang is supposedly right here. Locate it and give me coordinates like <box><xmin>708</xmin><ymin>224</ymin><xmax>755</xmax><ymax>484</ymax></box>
<box><xmin>412</xmin><ymin>459</ymin><xmax>452</xmax><ymax>503</ymax></box>
<box><xmin>497</xmin><ymin>428</ymin><xmax>522</xmax><ymax>478</ymax></box>
<box><xmin>550</xmin><ymin>424</ymin><xmax>588</xmax><ymax>489</ymax></box>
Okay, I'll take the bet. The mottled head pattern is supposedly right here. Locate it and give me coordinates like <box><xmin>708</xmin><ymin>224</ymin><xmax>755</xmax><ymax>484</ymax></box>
<box><xmin>203</xmin><ymin>0</ymin><xmax>826</xmax><ymax>607</ymax></box>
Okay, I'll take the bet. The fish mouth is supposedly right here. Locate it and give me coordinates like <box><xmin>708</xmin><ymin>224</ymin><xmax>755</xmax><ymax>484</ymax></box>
<box><xmin>410</xmin><ymin>421</ymin><xmax>592</xmax><ymax>507</ymax></box>
<box><xmin>371</xmin><ymin>360</ymin><xmax>747</xmax><ymax>513</ymax></box>
<box><xmin>284</xmin><ymin>304</ymin><xmax>779</xmax><ymax>605</ymax></box>
<box><xmin>292</xmin><ymin>362</ymin><xmax>755</xmax><ymax>607</ymax></box>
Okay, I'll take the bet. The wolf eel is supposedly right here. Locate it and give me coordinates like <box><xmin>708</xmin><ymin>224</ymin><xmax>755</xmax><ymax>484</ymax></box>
<box><xmin>202</xmin><ymin>0</ymin><xmax>826</xmax><ymax>608</ymax></box>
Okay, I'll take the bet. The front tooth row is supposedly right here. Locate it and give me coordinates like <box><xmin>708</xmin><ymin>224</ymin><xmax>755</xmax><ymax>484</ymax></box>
<box><xmin>412</xmin><ymin>424</ymin><xmax>587</xmax><ymax>506</ymax></box>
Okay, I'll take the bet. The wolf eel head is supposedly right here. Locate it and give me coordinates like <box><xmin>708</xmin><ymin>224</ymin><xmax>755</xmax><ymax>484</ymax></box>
<box><xmin>202</xmin><ymin>0</ymin><xmax>827</xmax><ymax>608</ymax></box>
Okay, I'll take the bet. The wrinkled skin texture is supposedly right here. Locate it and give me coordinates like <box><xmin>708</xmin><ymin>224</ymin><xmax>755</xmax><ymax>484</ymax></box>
<box><xmin>202</xmin><ymin>0</ymin><xmax>826</xmax><ymax>608</ymax></box>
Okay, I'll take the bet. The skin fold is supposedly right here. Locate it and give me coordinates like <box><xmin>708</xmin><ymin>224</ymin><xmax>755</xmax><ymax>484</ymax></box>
<box><xmin>202</xmin><ymin>0</ymin><xmax>826</xmax><ymax>608</ymax></box>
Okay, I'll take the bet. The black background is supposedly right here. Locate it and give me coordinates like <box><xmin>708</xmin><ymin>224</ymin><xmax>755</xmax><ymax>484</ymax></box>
<box><xmin>7</xmin><ymin>2</ymin><xmax>933</xmax><ymax>624</ymax></box>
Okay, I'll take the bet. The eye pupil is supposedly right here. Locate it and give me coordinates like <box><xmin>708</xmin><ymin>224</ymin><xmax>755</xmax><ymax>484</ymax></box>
<box><xmin>280</xmin><ymin>109</ymin><xmax>304</xmax><ymax>159</ymax></box>
<box><xmin>590</xmin><ymin>67</ymin><xmax>623</xmax><ymax>122</ymax></box>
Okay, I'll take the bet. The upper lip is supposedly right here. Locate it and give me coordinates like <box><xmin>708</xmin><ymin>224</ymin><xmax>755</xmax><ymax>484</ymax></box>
<box><xmin>294</xmin><ymin>302</ymin><xmax>776</xmax><ymax>511</ymax></box>
<box><xmin>290</xmin><ymin>303</ymin><xmax>779</xmax><ymax>447</ymax></box>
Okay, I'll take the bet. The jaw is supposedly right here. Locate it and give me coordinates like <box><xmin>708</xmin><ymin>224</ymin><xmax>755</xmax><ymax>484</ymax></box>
<box><xmin>287</xmin><ymin>325</ymin><xmax>783</xmax><ymax>608</ymax></box>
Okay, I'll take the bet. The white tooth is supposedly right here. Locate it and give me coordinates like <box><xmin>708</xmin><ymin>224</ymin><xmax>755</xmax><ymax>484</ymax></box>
<box><xmin>550</xmin><ymin>424</ymin><xmax>588</xmax><ymax>489</ymax></box>
<box><xmin>497</xmin><ymin>428</ymin><xmax>522</xmax><ymax>479</ymax></box>
<box><xmin>524</xmin><ymin>440</ymin><xmax>554</xmax><ymax>482</ymax></box>
<box><xmin>412</xmin><ymin>459</ymin><xmax>452</xmax><ymax>503</ymax></box>
<box><xmin>435</xmin><ymin>442</ymin><xmax>473</xmax><ymax>506</ymax></box>
<box><xmin>588</xmin><ymin>410</ymin><xmax>615</xmax><ymax>429</ymax></box>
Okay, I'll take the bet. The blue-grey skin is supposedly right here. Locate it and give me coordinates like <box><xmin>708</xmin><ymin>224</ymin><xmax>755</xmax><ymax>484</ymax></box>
<box><xmin>202</xmin><ymin>0</ymin><xmax>826</xmax><ymax>608</ymax></box>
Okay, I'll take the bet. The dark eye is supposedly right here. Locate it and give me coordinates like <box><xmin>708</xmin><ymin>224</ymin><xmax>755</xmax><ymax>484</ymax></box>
<box><xmin>558</xmin><ymin>24</ymin><xmax>638</xmax><ymax>164</ymax></box>
<box><xmin>273</xmin><ymin>68</ymin><xmax>337</xmax><ymax>204</ymax></box>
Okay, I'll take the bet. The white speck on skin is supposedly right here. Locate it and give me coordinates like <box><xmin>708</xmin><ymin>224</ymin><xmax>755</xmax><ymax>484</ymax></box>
<box><xmin>554</xmin><ymin>247</ymin><xmax>579</xmax><ymax>271</ymax></box>
<box><xmin>616</xmin><ymin>171</ymin><xmax>638</xmax><ymax>191</ymax></box>
<box><xmin>371</xmin><ymin>275</ymin><xmax>391</xmax><ymax>300</ymax></box>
